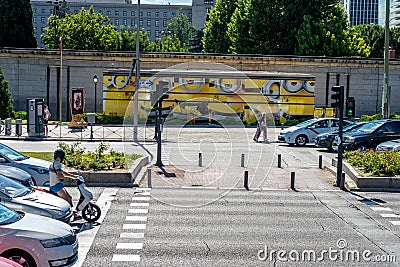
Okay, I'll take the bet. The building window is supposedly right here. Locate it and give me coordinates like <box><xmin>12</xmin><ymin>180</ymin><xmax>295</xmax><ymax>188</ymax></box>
<box><xmin>172</xmin><ymin>12</ymin><xmax>176</xmax><ymax>17</ymax></box>
<box><xmin>147</xmin><ymin>30</ymin><xmax>151</xmax><ymax>37</ymax></box>
<box><xmin>115</xmin><ymin>19</ymin><xmax>119</xmax><ymax>26</ymax></box>
<box><xmin>107</xmin><ymin>10</ymin><xmax>111</xmax><ymax>15</ymax></box>
<box><xmin>131</xmin><ymin>20</ymin><xmax>135</xmax><ymax>26</ymax></box>
<box><xmin>115</xmin><ymin>11</ymin><xmax>119</xmax><ymax>16</ymax></box>
<box><xmin>123</xmin><ymin>19</ymin><xmax>127</xmax><ymax>26</ymax></box>
<box><xmin>34</xmin><ymin>27</ymin><xmax>37</xmax><ymax>34</ymax></box>
<box><xmin>147</xmin><ymin>20</ymin><xmax>151</xmax><ymax>26</ymax></box>
<box><xmin>147</xmin><ymin>11</ymin><xmax>151</xmax><ymax>16</ymax></box>
<box><xmin>139</xmin><ymin>19</ymin><xmax>143</xmax><ymax>26</ymax></box>
<box><xmin>33</xmin><ymin>8</ymin><xmax>37</xmax><ymax>14</ymax></box>
<box><xmin>155</xmin><ymin>20</ymin><xmax>159</xmax><ymax>27</ymax></box>
<box><xmin>163</xmin><ymin>12</ymin><xmax>168</xmax><ymax>17</ymax></box>
<box><xmin>33</xmin><ymin>17</ymin><xmax>37</xmax><ymax>23</ymax></box>
<box><xmin>74</xmin><ymin>10</ymin><xmax>78</xmax><ymax>14</ymax></box>
<box><xmin>131</xmin><ymin>11</ymin><xmax>135</xmax><ymax>16</ymax></box>
<box><xmin>41</xmin><ymin>27</ymin><xmax>45</xmax><ymax>34</ymax></box>
<box><xmin>140</xmin><ymin>11</ymin><xmax>143</xmax><ymax>16</ymax></box>
<box><xmin>155</xmin><ymin>30</ymin><xmax>159</xmax><ymax>37</ymax></box>
<box><xmin>99</xmin><ymin>10</ymin><xmax>103</xmax><ymax>14</ymax></box>
<box><xmin>123</xmin><ymin>11</ymin><xmax>127</xmax><ymax>16</ymax></box>
<box><xmin>188</xmin><ymin>12</ymin><xmax>192</xmax><ymax>20</ymax></box>
<box><xmin>163</xmin><ymin>20</ymin><xmax>167</xmax><ymax>27</ymax></box>
<box><xmin>41</xmin><ymin>8</ymin><xmax>45</xmax><ymax>14</ymax></box>
<box><xmin>41</xmin><ymin>17</ymin><xmax>46</xmax><ymax>23</ymax></box>
<box><xmin>155</xmin><ymin>12</ymin><xmax>159</xmax><ymax>17</ymax></box>
<box><xmin>49</xmin><ymin>8</ymin><xmax>52</xmax><ymax>14</ymax></box>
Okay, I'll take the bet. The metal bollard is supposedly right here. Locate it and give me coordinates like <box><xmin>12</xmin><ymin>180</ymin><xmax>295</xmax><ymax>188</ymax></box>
<box><xmin>319</xmin><ymin>155</ymin><xmax>323</xmax><ymax>169</ymax></box>
<box><xmin>5</xmin><ymin>118</ymin><xmax>11</xmax><ymax>136</ymax></box>
<box><xmin>147</xmin><ymin>167</ymin><xmax>152</xmax><ymax>188</ymax></box>
<box><xmin>198</xmin><ymin>152</ymin><xmax>202</xmax><ymax>167</ymax></box>
<box><xmin>290</xmin><ymin>171</ymin><xmax>295</xmax><ymax>190</ymax></box>
<box><xmin>244</xmin><ymin>170</ymin><xmax>249</xmax><ymax>190</ymax></box>
<box><xmin>340</xmin><ymin>172</ymin><xmax>345</xmax><ymax>190</ymax></box>
<box><xmin>15</xmin><ymin>119</ymin><xmax>22</xmax><ymax>136</ymax></box>
<box><xmin>278</xmin><ymin>154</ymin><xmax>282</xmax><ymax>168</ymax></box>
<box><xmin>241</xmin><ymin>153</ymin><xmax>245</xmax><ymax>167</ymax></box>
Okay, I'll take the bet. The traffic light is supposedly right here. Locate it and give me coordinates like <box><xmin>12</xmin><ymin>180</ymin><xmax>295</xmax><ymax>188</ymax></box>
<box><xmin>331</xmin><ymin>85</ymin><xmax>343</xmax><ymax>109</ymax></box>
<box><xmin>345</xmin><ymin>97</ymin><xmax>355</xmax><ymax>118</ymax></box>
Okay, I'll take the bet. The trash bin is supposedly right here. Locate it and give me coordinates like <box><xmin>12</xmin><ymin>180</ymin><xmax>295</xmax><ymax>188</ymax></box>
<box><xmin>5</xmin><ymin>118</ymin><xmax>11</xmax><ymax>136</ymax></box>
<box><xmin>15</xmin><ymin>119</ymin><xmax>22</xmax><ymax>136</ymax></box>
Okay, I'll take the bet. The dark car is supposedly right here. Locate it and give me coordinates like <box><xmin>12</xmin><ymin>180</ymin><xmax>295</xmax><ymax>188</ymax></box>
<box><xmin>315</xmin><ymin>122</ymin><xmax>367</xmax><ymax>151</ymax></box>
<box><xmin>339</xmin><ymin>120</ymin><xmax>400</xmax><ymax>151</ymax></box>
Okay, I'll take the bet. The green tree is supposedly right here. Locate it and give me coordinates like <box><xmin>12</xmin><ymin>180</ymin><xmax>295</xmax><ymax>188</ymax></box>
<box><xmin>0</xmin><ymin>66</ymin><xmax>14</xmax><ymax>119</ymax></box>
<box><xmin>166</xmin><ymin>8</ymin><xmax>195</xmax><ymax>48</ymax></box>
<box><xmin>202</xmin><ymin>0</ymin><xmax>238</xmax><ymax>53</ymax></box>
<box><xmin>42</xmin><ymin>6</ymin><xmax>120</xmax><ymax>50</ymax></box>
<box><xmin>118</xmin><ymin>26</ymin><xmax>152</xmax><ymax>52</ymax></box>
<box><xmin>353</xmin><ymin>24</ymin><xmax>384</xmax><ymax>58</ymax></box>
<box><xmin>0</xmin><ymin>0</ymin><xmax>37</xmax><ymax>48</ymax></box>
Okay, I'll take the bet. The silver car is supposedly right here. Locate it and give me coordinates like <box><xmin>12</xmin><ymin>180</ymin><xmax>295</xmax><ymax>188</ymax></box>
<box><xmin>0</xmin><ymin>174</ymin><xmax>72</xmax><ymax>223</ymax></box>
<box><xmin>278</xmin><ymin>118</ymin><xmax>352</xmax><ymax>146</ymax></box>
<box><xmin>0</xmin><ymin>143</ymin><xmax>51</xmax><ymax>186</ymax></box>
<box><xmin>0</xmin><ymin>165</ymin><xmax>34</xmax><ymax>188</ymax></box>
<box><xmin>376</xmin><ymin>139</ymin><xmax>400</xmax><ymax>152</ymax></box>
<box><xmin>0</xmin><ymin>204</ymin><xmax>78</xmax><ymax>267</ymax></box>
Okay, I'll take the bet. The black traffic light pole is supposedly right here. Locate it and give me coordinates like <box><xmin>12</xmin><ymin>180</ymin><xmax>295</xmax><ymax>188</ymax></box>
<box><xmin>332</xmin><ymin>85</ymin><xmax>345</xmax><ymax>189</ymax></box>
<box><xmin>156</xmin><ymin>98</ymin><xmax>163</xmax><ymax>167</ymax></box>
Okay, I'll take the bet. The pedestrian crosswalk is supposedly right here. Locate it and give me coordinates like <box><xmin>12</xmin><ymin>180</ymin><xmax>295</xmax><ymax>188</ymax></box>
<box><xmin>370</xmin><ymin>206</ymin><xmax>400</xmax><ymax>225</ymax></box>
<box><xmin>112</xmin><ymin>187</ymin><xmax>152</xmax><ymax>263</ymax></box>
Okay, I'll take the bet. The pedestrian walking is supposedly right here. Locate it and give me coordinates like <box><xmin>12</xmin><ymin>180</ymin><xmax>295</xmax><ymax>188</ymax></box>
<box><xmin>44</xmin><ymin>104</ymin><xmax>51</xmax><ymax>137</ymax></box>
<box><xmin>253</xmin><ymin>113</ymin><xmax>268</xmax><ymax>142</ymax></box>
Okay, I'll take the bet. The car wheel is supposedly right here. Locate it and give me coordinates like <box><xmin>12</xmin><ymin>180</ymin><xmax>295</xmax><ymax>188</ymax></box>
<box><xmin>357</xmin><ymin>144</ymin><xmax>368</xmax><ymax>152</ymax></box>
<box><xmin>295</xmin><ymin>135</ymin><xmax>308</xmax><ymax>146</ymax></box>
<box><xmin>2</xmin><ymin>249</ymin><xmax>37</xmax><ymax>267</ymax></box>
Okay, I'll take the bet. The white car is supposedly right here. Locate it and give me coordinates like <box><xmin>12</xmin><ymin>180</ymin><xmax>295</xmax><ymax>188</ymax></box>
<box><xmin>0</xmin><ymin>174</ymin><xmax>72</xmax><ymax>223</ymax></box>
<box><xmin>0</xmin><ymin>143</ymin><xmax>51</xmax><ymax>186</ymax></box>
<box><xmin>0</xmin><ymin>165</ymin><xmax>34</xmax><ymax>188</ymax></box>
<box><xmin>278</xmin><ymin>118</ymin><xmax>352</xmax><ymax>146</ymax></box>
<box><xmin>0</xmin><ymin>204</ymin><xmax>78</xmax><ymax>267</ymax></box>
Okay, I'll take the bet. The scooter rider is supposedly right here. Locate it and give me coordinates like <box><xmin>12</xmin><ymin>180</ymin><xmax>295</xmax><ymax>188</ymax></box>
<box><xmin>49</xmin><ymin>149</ymin><xmax>77</xmax><ymax>208</ymax></box>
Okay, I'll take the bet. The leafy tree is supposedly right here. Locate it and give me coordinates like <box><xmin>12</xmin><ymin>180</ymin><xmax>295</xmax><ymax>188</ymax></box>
<box><xmin>228</xmin><ymin>0</ymin><xmax>283</xmax><ymax>54</ymax></box>
<box><xmin>0</xmin><ymin>0</ymin><xmax>37</xmax><ymax>48</ymax></box>
<box><xmin>147</xmin><ymin>35</ymin><xmax>187</xmax><ymax>52</ymax></box>
<box><xmin>166</xmin><ymin>8</ymin><xmax>195</xmax><ymax>48</ymax></box>
<box><xmin>118</xmin><ymin>26</ymin><xmax>152</xmax><ymax>52</ymax></box>
<box><xmin>202</xmin><ymin>0</ymin><xmax>238</xmax><ymax>53</ymax></box>
<box><xmin>352</xmin><ymin>24</ymin><xmax>384</xmax><ymax>58</ymax></box>
<box><xmin>0</xmin><ymin>66</ymin><xmax>14</xmax><ymax>119</ymax></box>
<box><xmin>189</xmin><ymin>29</ymin><xmax>204</xmax><ymax>53</ymax></box>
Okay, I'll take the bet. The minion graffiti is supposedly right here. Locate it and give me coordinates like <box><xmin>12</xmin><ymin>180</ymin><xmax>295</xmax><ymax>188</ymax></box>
<box><xmin>101</xmin><ymin>68</ymin><xmax>315</xmax><ymax>124</ymax></box>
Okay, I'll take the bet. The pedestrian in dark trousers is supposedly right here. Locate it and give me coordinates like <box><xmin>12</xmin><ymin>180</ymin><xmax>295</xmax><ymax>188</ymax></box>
<box><xmin>253</xmin><ymin>113</ymin><xmax>268</xmax><ymax>142</ymax></box>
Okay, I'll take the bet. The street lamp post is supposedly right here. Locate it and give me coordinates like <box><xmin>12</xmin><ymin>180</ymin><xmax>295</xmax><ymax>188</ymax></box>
<box><xmin>93</xmin><ymin>75</ymin><xmax>98</xmax><ymax>114</ymax></box>
<box><xmin>133</xmin><ymin>0</ymin><xmax>140</xmax><ymax>141</ymax></box>
<box><xmin>383</xmin><ymin>0</ymin><xmax>391</xmax><ymax>119</ymax></box>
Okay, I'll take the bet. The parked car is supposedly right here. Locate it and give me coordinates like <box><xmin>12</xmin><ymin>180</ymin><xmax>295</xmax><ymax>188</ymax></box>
<box><xmin>0</xmin><ymin>143</ymin><xmax>51</xmax><ymax>186</ymax></box>
<box><xmin>0</xmin><ymin>204</ymin><xmax>78</xmax><ymax>267</ymax></box>
<box><xmin>0</xmin><ymin>165</ymin><xmax>34</xmax><ymax>188</ymax></box>
<box><xmin>332</xmin><ymin>120</ymin><xmax>400</xmax><ymax>151</ymax></box>
<box><xmin>0</xmin><ymin>174</ymin><xmax>72</xmax><ymax>223</ymax></box>
<box><xmin>315</xmin><ymin>121</ymin><xmax>367</xmax><ymax>151</ymax></box>
<box><xmin>375</xmin><ymin>138</ymin><xmax>400</xmax><ymax>152</ymax></box>
<box><xmin>278</xmin><ymin>118</ymin><xmax>352</xmax><ymax>146</ymax></box>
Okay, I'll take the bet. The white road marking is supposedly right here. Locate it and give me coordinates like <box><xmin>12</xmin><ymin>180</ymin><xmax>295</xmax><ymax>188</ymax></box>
<box><xmin>380</xmin><ymin>214</ymin><xmax>400</xmax><ymax>218</ymax></box>
<box><xmin>116</xmin><ymin>243</ymin><xmax>143</xmax><ymax>250</ymax></box>
<box><xmin>126</xmin><ymin>216</ymin><xmax>147</xmax><ymax>221</ymax></box>
<box><xmin>128</xmin><ymin>208</ymin><xmax>149</xmax><ymax>214</ymax></box>
<box><xmin>112</xmin><ymin>255</ymin><xmax>141</xmax><ymax>262</ymax></box>
<box><xmin>120</xmin><ymin>232</ymin><xmax>145</xmax><ymax>239</ymax></box>
<box><xmin>134</xmin><ymin>191</ymin><xmax>151</xmax><ymax>196</ymax></box>
<box><xmin>131</xmin><ymin>197</ymin><xmax>151</xmax><ymax>201</ymax></box>
<box><xmin>130</xmin><ymin>203</ymin><xmax>150</xmax><ymax>207</ymax></box>
<box><xmin>371</xmin><ymin>207</ymin><xmax>393</xmax><ymax>211</ymax></box>
<box><xmin>389</xmin><ymin>221</ymin><xmax>400</xmax><ymax>226</ymax></box>
<box><xmin>74</xmin><ymin>188</ymin><xmax>118</xmax><ymax>267</ymax></box>
<box><xmin>123</xmin><ymin>224</ymin><xmax>147</xmax><ymax>230</ymax></box>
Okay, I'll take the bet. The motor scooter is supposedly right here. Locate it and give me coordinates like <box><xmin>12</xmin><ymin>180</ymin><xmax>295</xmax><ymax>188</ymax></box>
<box><xmin>34</xmin><ymin>174</ymin><xmax>101</xmax><ymax>223</ymax></box>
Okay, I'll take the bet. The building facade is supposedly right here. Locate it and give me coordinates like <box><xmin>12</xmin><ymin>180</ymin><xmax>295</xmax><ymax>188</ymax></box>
<box><xmin>342</xmin><ymin>0</ymin><xmax>380</xmax><ymax>26</ymax></box>
<box><xmin>30</xmin><ymin>0</ymin><xmax>214</xmax><ymax>48</ymax></box>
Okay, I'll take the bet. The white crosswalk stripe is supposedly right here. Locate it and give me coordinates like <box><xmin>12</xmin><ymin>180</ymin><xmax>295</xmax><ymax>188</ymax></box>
<box><xmin>116</xmin><ymin>243</ymin><xmax>143</xmax><ymax>250</ymax></box>
<box><xmin>112</xmin><ymin>255</ymin><xmax>141</xmax><ymax>262</ymax></box>
<box><xmin>371</xmin><ymin>207</ymin><xmax>393</xmax><ymax>211</ymax></box>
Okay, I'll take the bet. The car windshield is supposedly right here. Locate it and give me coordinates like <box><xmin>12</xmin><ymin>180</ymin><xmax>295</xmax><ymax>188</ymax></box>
<box><xmin>296</xmin><ymin>119</ymin><xmax>319</xmax><ymax>127</ymax></box>
<box><xmin>0</xmin><ymin>144</ymin><xmax>28</xmax><ymax>161</ymax></box>
<box><xmin>357</xmin><ymin>121</ymin><xmax>385</xmax><ymax>133</ymax></box>
<box><xmin>0</xmin><ymin>204</ymin><xmax>21</xmax><ymax>225</ymax></box>
<box><xmin>343</xmin><ymin>122</ymin><xmax>363</xmax><ymax>132</ymax></box>
<box><xmin>0</xmin><ymin>175</ymin><xmax>31</xmax><ymax>198</ymax></box>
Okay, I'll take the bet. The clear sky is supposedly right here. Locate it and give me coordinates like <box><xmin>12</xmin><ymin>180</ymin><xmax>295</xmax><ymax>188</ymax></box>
<box><xmin>131</xmin><ymin>0</ymin><xmax>192</xmax><ymax>5</ymax></box>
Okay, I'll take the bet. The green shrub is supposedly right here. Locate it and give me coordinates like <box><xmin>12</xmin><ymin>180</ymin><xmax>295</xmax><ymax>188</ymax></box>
<box><xmin>57</xmin><ymin>141</ymin><xmax>141</xmax><ymax>170</ymax></box>
<box><xmin>14</xmin><ymin>111</ymin><xmax>27</xmax><ymax>120</ymax></box>
<box><xmin>344</xmin><ymin>150</ymin><xmax>400</xmax><ymax>176</ymax></box>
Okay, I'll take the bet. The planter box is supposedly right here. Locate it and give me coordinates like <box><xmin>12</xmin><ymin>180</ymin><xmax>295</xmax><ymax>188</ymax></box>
<box><xmin>64</xmin><ymin>156</ymin><xmax>149</xmax><ymax>187</ymax></box>
<box><xmin>332</xmin><ymin>158</ymin><xmax>400</xmax><ymax>192</ymax></box>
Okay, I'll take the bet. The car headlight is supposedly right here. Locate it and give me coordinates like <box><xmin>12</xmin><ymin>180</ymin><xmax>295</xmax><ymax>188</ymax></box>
<box><xmin>29</xmin><ymin>167</ymin><xmax>49</xmax><ymax>174</ymax></box>
<box><xmin>41</xmin><ymin>236</ymin><xmax>70</xmax><ymax>248</ymax></box>
<box><xmin>344</xmin><ymin>137</ymin><xmax>355</xmax><ymax>143</ymax></box>
<box><xmin>319</xmin><ymin>135</ymin><xmax>328</xmax><ymax>140</ymax></box>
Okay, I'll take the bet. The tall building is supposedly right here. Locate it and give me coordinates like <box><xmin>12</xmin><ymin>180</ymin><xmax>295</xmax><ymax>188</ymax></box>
<box><xmin>30</xmin><ymin>0</ymin><xmax>214</xmax><ymax>48</ymax></box>
<box><xmin>342</xmin><ymin>0</ymin><xmax>379</xmax><ymax>26</ymax></box>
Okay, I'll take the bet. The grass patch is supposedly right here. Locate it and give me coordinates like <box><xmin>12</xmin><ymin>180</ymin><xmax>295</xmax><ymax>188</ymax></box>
<box><xmin>21</xmin><ymin>152</ymin><xmax>53</xmax><ymax>162</ymax></box>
